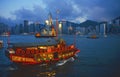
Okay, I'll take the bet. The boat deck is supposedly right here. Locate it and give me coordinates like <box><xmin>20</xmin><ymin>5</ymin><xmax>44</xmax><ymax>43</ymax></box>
<box><xmin>9</xmin><ymin>41</ymin><xmax>58</xmax><ymax>48</ymax></box>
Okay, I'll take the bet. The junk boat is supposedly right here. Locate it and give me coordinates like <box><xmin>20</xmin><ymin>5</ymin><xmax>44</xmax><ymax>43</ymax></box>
<box><xmin>5</xmin><ymin>13</ymin><xmax>80</xmax><ymax>66</ymax></box>
<box><xmin>6</xmin><ymin>38</ymin><xmax>80</xmax><ymax>65</ymax></box>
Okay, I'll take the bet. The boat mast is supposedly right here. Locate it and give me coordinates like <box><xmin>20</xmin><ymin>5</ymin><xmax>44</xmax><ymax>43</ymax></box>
<box><xmin>7</xmin><ymin>31</ymin><xmax>10</xmax><ymax>47</ymax></box>
<box><xmin>74</xmin><ymin>30</ymin><xmax>76</xmax><ymax>47</ymax></box>
<box><xmin>56</xmin><ymin>10</ymin><xmax>60</xmax><ymax>38</ymax></box>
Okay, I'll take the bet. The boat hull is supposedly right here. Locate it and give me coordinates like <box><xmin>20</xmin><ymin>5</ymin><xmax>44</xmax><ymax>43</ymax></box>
<box><xmin>6</xmin><ymin>48</ymin><xmax>80</xmax><ymax>66</ymax></box>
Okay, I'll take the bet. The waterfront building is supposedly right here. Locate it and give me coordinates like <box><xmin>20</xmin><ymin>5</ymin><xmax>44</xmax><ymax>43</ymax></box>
<box><xmin>58</xmin><ymin>22</ymin><xmax>62</xmax><ymax>35</ymax></box>
<box><xmin>61</xmin><ymin>21</ymin><xmax>76</xmax><ymax>34</ymax></box>
<box><xmin>113</xmin><ymin>16</ymin><xmax>120</xmax><ymax>26</ymax></box>
<box><xmin>99</xmin><ymin>21</ymin><xmax>107</xmax><ymax>35</ymax></box>
<box><xmin>19</xmin><ymin>24</ymin><xmax>24</xmax><ymax>34</ymax></box>
<box><xmin>24</xmin><ymin>20</ymin><xmax>29</xmax><ymax>33</ymax></box>
<box><xmin>0</xmin><ymin>23</ymin><xmax>9</xmax><ymax>35</ymax></box>
<box><xmin>77</xmin><ymin>20</ymin><xmax>98</xmax><ymax>35</ymax></box>
<box><xmin>14</xmin><ymin>24</ymin><xmax>20</xmax><ymax>34</ymax></box>
<box><xmin>111</xmin><ymin>16</ymin><xmax>120</xmax><ymax>33</ymax></box>
<box><xmin>29</xmin><ymin>23</ymin><xmax>35</xmax><ymax>33</ymax></box>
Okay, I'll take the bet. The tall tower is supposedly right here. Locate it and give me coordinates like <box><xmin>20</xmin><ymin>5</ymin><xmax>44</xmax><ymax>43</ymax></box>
<box><xmin>48</xmin><ymin>12</ymin><xmax>52</xmax><ymax>26</ymax></box>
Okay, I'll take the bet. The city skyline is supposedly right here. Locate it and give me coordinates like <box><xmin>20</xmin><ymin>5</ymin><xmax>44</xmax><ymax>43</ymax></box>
<box><xmin>0</xmin><ymin>0</ymin><xmax>120</xmax><ymax>25</ymax></box>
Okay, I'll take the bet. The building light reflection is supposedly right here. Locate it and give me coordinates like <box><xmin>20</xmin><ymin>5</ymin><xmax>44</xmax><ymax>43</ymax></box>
<box><xmin>37</xmin><ymin>70</ymin><xmax>56</xmax><ymax>77</ymax></box>
<box><xmin>45</xmin><ymin>20</ymin><xmax>49</xmax><ymax>25</ymax></box>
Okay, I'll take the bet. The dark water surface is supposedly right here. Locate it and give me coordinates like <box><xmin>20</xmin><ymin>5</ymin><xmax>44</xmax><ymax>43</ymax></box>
<box><xmin>0</xmin><ymin>35</ymin><xmax>120</xmax><ymax>77</ymax></box>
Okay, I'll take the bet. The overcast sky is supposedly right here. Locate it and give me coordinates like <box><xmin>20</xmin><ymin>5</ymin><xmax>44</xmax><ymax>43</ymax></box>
<box><xmin>0</xmin><ymin>0</ymin><xmax>120</xmax><ymax>24</ymax></box>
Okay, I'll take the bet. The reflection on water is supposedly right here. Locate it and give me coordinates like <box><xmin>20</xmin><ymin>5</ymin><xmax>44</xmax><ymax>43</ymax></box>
<box><xmin>36</xmin><ymin>70</ymin><xmax>56</xmax><ymax>77</ymax></box>
<box><xmin>9</xmin><ymin>66</ymin><xmax>56</xmax><ymax>77</ymax></box>
<box><xmin>0</xmin><ymin>61</ymin><xmax>77</xmax><ymax>77</ymax></box>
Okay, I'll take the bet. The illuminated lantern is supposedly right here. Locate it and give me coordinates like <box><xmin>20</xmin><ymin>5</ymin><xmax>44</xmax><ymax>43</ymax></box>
<box><xmin>37</xmin><ymin>58</ymin><xmax>41</xmax><ymax>61</ymax></box>
<box><xmin>26</xmin><ymin>49</ymin><xmax>31</xmax><ymax>54</ymax></box>
<box><xmin>58</xmin><ymin>55</ymin><xmax>62</xmax><ymax>58</ymax></box>
<box><xmin>43</xmin><ymin>53</ymin><xmax>45</xmax><ymax>56</ymax></box>
<box><xmin>47</xmin><ymin>47</ymin><xmax>51</xmax><ymax>53</ymax></box>
<box><xmin>16</xmin><ymin>48</ymin><xmax>22</xmax><ymax>54</ymax></box>
<box><xmin>35</xmin><ymin>50</ymin><xmax>39</xmax><ymax>54</ymax></box>
<box><xmin>44</xmin><ymin>58</ymin><xmax>46</xmax><ymax>61</ymax></box>
<box><xmin>58</xmin><ymin>44</ymin><xmax>60</xmax><ymax>48</ymax></box>
<box><xmin>72</xmin><ymin>52</ymin><xmax>73</xmax><ymax>54</ymax></box>
<box><xmin>66</xmin><ymin>54</ymin><xmax>68</xmax><ymax>56</ymax></box>
<box><xmin>31</xmin><ymin>49</ymin><xmax>35</xmax><ymax>54</ymax></box>
<box><xmin>21</xmin><ymin>49</ymin><xmax>25</xmax><ymax>55</ymax></box>
<box><xmin>70</xmin><ymin>45</ymin><xmax>75</xmax><ymax>49</ymax></box>
<box><xmin>63</xmin><ymin>54</ymin><xmax>65</xmax><ymax>58</ymax></box>
<box><xmin>69</xmin><ymin>53</ymin><xmax>71</xmax><ymax>56</ymax></box>
<box><xmin>49</xmin><ymin>57</ymin><xmax>52</xmax><ymax>59</ymax></box>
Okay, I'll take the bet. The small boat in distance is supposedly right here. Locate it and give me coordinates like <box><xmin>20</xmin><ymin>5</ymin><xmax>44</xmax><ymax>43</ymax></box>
<box><xmin>35</xmin><ymin>25</ymin><xmax>57</xmax><ymax>38</ymax></box>
<box><xmin>87</xmin><ymin>34</ymin><xmax>99</xmax><ymax>39</ymax></box>
<box><xmin>35</xmin><ymin>32</ymin><xmax>56</xmax><ymax>38</ymax></box>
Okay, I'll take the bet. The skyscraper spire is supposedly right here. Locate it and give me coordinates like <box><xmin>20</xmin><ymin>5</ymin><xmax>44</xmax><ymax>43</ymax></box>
<box><xmin>48</xmin><ymin>12</ymin><xmax>52</xmax><ymax>26</ymax></box>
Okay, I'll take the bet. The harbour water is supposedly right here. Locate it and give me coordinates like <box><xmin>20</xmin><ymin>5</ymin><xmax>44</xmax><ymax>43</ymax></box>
<box><xmin>0</xmin><ymin>35</ymin><xmax>120</xmax><ymax>77</ymax></box>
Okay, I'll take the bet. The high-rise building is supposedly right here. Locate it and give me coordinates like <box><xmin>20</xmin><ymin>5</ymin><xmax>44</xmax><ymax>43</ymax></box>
<box><xmin>61</xmin><ymin>21</ymin><xmax>76</xmax><ymax>34</ymax></box>
<box><xmin>111</xmin><ymin>16</ymin><xmax>120</xmax><ymax>33</ymax></box>
<box><xmin>19</xmin><ymin>24</ymin><xmax>24</xmax><ymax>34</ymax></box>
<box><xmin>61</xmin><ymin>21</ymin><xmax>69</xmax><ymax>34</ymax></box>
<box><xmin>14</xmin><ymin>24</ymin><xmax>20</xmax><ymax>34</ymax></box>
<box><xmin>115</xmin><ymin>16</ymin><xmax>120</xmax><ymax>26</ymax></box>
<box><xmin>35</xmin><ymin>22</ymin><xmax>41</xmax><ymax>32</ymax></box>
<box><xmin>29</xmin><ymin>23</ymin><xmax>35</xmax><ymax>33</ymax></box>
<box><xmin>24</xmin><ymin>20</ymin><xmax>29</xmax><ymax>33</ymax></box>
<box><xmin>0</xmin><ymin>23</ymin><xmax>8</xmax><ymax>35</ymax></box>
<box><xmin>58</xmin><ymin>22</ymin><xmax>62</xmax><ymax>35</ymax></box>
<box><xmin>99</xmin><ymin>22</ymin><xmax>107</xmax><ymax>35</ymax></box>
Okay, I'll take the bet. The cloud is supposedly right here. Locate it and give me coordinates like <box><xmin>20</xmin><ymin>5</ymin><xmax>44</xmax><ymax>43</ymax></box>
<box><xmin>72</xmin><ymin>16</ymin><xmax>87</xmax><ymax>23</ymax></box>
<box><xmin>1</xmin><ymin>0</ymin><xmax>120</xmax><ymax>25</ymax></box>
<box><xmin>42</xmin><ymin>0</ymin><xmax>120</xmax><ymax>22</ymax></box>
<box><xmin>73</xmin><ymin>0</ymin><xmax>120</xmax><ymax>21</ymax></box>
<box><xmin>12</xmin><ymin>6</ymin><xmax>48</xmax><ymax>23</ymax></box>
<box><xmin>12</xmin><ymin>0</ymin><xmax>78</xmax><ymax>23</ymax></box>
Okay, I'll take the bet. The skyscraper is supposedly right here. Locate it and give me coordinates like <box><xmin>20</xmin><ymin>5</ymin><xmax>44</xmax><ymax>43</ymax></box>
<box><xmin>24</xmin><ymin>20</ymin><xmax>29</xmax><ymax>33</ymax></box>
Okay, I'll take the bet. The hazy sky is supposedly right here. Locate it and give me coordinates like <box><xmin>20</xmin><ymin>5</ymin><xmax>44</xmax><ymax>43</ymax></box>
<box><xmin>0</xmin><ymin>0</ymin><xmax>120</xmax><ymax>24</ymax></box>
